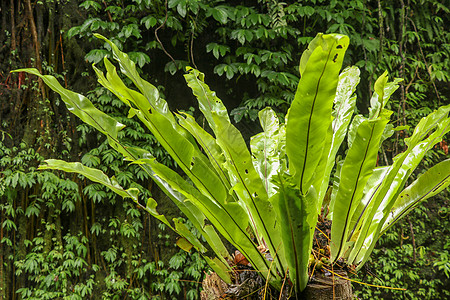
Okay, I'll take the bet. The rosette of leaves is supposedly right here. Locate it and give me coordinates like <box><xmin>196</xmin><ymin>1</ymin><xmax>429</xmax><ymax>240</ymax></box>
<box><xmin>15</xmin><ymin>32</ymin><xmax>450</xmax><ymax>294</ymax></box>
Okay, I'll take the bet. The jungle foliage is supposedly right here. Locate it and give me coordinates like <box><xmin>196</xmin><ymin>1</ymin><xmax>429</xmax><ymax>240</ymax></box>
<box><xmin>0</xmin><ymin>0</ymin><xmax>449</xmax><ymax>299</ymax></box>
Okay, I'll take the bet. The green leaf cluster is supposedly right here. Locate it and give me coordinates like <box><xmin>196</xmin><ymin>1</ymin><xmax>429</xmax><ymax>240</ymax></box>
<box><xmin>16</xmin><ymin>31</ymin><xmax>449</xmax><ymax>295</ymax></box>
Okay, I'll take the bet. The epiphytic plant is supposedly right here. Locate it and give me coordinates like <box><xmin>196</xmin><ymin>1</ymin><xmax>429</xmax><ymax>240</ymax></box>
<box><xmin>16</xmin><ymin>32</ymin><xmax>450</xmax><ymax>294</ymax></box>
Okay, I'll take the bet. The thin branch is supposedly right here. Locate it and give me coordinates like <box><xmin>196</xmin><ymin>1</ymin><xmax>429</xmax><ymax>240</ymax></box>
<box><xmin>395</xmin><ymin>0</ymin><xmax>407</xmax><ymax>156</ymax></box>
<box><xmin>25</xmin><ymin>0</ymin><xmax>42</xmax><ymax>74</ymax></box>
<box><xmin>360</xmin><ymin>0</ymin><xmax>372</xmax><ymax>98</ymax></box>
<box><xmin>59</xmin><ymin>34</ymin><xmax>67</xmax><ymax>88</ymax></box>
<box><xmin>155</xmin><ymin>0</ymin><xmax>177</xmax><ymax>66</ymax></box>
<box><xmin>406</xmin><ymin>16</ymin><xmax>441</xmax><ymax>104</ymax></box>
<box><xmin>377</xmin><ymin>0</ymin><xmax>384</xmax><ymax>65</ymax></box>
<box><xmin>102</xmin><ymin>1</ymin><xmax>113</xmax><ymax>22</ymax></box>
<box><xmin>190</xmin><ymin>29</ymin><xmax>197</xmax><ymax>69</ymax></box>
<box><xmin>407</xmin><ymin>216</ymin><xmax>417</xmax><ymax>263</ymax></box>
<box><xmin>10</xmin><ymin>0</ymin><xmax>16</xmax><ymax>51</ymax></box>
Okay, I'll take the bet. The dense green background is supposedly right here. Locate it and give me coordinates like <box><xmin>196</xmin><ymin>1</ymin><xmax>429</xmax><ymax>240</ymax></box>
<box><xmin>0</xmin><ymin>0</ymin><xmax>448</xmax><ymax>299</ymax></box>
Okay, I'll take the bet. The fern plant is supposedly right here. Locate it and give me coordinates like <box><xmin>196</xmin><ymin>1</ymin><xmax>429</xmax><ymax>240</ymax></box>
<box><xmin>16</xmin><ymin>33</ymin><xmax>450</xmax><ymax>294</ymax></box>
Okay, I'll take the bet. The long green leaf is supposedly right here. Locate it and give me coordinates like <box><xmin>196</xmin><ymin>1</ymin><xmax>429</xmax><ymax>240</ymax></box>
<box><xmin>39</xmin><ymin>159</ymin><xmax>138</xmax><ymax>201</ymax></box>
<box><xmin>347</xmin><ymin>104</ymin><xmax>450</xmax><ymax>266</ymax></box>
<box><xmin>330</xmin><ymin>109</ymin><xmax>391</xmax><ymax>261</ymax></box>
<box><xmin>93</xmin><ymin>55</ymin><xmax>260</xmax><ymax>260</ymax></box>
<box><xmin>124</xmin><ymin>147</ymin><xmax>236</xmax><ymax>271</ymax></box>
<box><xmin>184</xmin><ymin>68</ymin><xmax>287</xmax><ymax>277</ymax></box>
<box><xmin>97</xmin><ymin>53</ymin><xmax>279</xmax><ymax>279</ymax></box>
<box><xmin>40</xmin><ymin>158</ymin><xmax>234</xmax><ymax>282</ymax></box>
<box><xmin>369</xmin><ymin>72</ymin><xmax>402</xmax><ymax>119</ymax></box>
<box><xmin>250</xmin><ymin>107</ymin><xmax>286</xmax><ymax>197</ymax></box>
<box><xmin>381</xmin><ymin>159</ymin><xmax>450</xmax><ymax>235</ymax></box>
<box><xmin>38</xmin><ymin>159</ymin><xmax>208</xmax><ymax>253</ymax></box>
<box><xmin>13</xmin><ymin>68</ymin><xmax>125</xmax><ymax>141</ymax></box>
<box><xmin>16</xmin><ymin>67</ymin><xmax>240</xmax><ymax>282</ymax></box>
<box><xmin>354</xmin><ymin>120</ymin><xmax>450</xmax><ymax>266</ymax></box>
<box><xmin>94</xmin><ymin>34</ymin><xmax>173</xmax><ymax>122</ymax></box>
<box><xmin>176</xmin><ymin>112</ymin><xmax>236</xmax><ymax>200</ymax></box>
<box><xmin>316</xmin><ymin>66</ymin><xmax>360</xmax><ymax>204</ymax></box>
<box><xmin>272</xmin><ymin>174</ymin><xmax>317</xmax><ymax>292</ymax></box>
<box><xmin>136</xmin><ymin>157</ymin><xmax>275</xmax><ymax>279</ymax></box>
<box><xmin>184</xmin><ymin>67</ymin><xmax>231</xmax><ymax>128</ymax></box>
<box><xmin>344</xmin><ymin>165</ymin><xmax>390</xmax><ymax>253</ymax></box>
<box><xmin>215</xmin><ymin>109</ymin><xmax>286</xmax><ymax>276</ymax></box>
<box><xmin>332</xmin><ymin>72</ymin><xmax>400</xmax><ymax>263</ymax></box>
<box><xmin>286</xmin><ymin>33</ymin><xmax>349</xmax><ymax>194</ymax></box>
<box><xmin>204</xmin><ymin>257</ymin><xmax>232</xmax><ymax>284</ymax></box>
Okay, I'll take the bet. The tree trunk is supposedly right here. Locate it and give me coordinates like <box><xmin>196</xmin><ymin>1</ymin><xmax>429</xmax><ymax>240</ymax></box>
<box><xmin>200</xmin><ymin>270</ymin><xmax>353</xmax><ymax>299</ymax></box>
<box><xmin>302</xmin><ymin>271</ymin><xmax>352</xmax><ymax>300</ymax></box>
<box><xmin>0</xmin><ymin>210</ymin><xmax>4</xmax><ymax>300</ymax></box>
